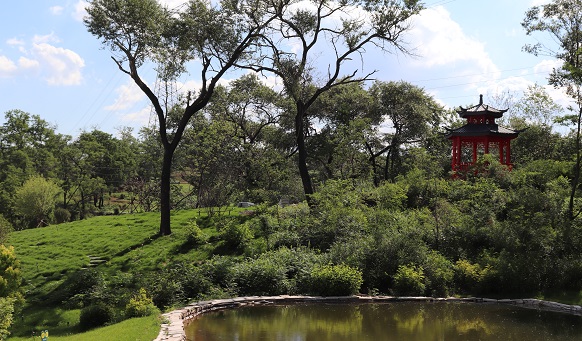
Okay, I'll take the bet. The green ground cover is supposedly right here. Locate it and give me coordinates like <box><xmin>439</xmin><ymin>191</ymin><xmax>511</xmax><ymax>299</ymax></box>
<box><xmin>6</xmin><ymin>209</ymin><xmax>228</xmax><ymax>339</ymax></box>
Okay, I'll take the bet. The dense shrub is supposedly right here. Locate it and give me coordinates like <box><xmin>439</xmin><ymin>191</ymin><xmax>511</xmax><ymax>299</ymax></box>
<box><xmin>307</xmin><ymin>264</ymin><xmax>363</xmax><ymax>296</ymax></box>
<box><xmin>145</xmin><ymin>262</ymin><xmax>212</xmax><ymax>309</ymax></box>
<box><xmin>201</xmin><ymin>256</ymin><xmax>236</xmax><ymax>287</ymax></box>
<box><xmin>232</xmin><ymin>257</ymin><xmax>288</xmax><ymax>296</ymax></box>
<box><xmin>0</xmin><ymin>297</ymin><xmax>15</xmax><ymax>341</ymax></box>
<box><xmin>54</xmin><ymin>207</ymin><xmax>71</xmax><ymax>224</ymax></box>
<box><xmin>79</xmin><ymin>303</ymin><xmax>115</xmax><ymax>330</ymax></box>
<box><xmin>217</xmin><ymin>218</ymin><xmax>253</xmax><ymax>250</ymax></box>
<box><xmin>125</xmin><ymin>288</ymin><xmax>159</xmax><ymax>318</ymax></box>
<box><xmin>393</xmin><ymin>265</ymin><xmax>425</xmax><ymax>296</ymax></box>
<box><xmin>423</xmin><ymin>251</ymin><xmax>454</xmax><ymax>297</ymax></box>
<box><xmin>148</xmin><ymin>277</ymin><xmax>183</xmax><ymax>310</ymax></box>
<box><xmin>454</xmin><ymin>259</ymin><xmax>482</xmax><ymax>293</ymax></box>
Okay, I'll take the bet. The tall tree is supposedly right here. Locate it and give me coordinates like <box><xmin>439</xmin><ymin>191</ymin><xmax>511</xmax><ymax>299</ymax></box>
<box><xmin>309</xmin><ymin>82</ymin><xmax>376</xmax><ymax>182</ymax></box>
<box><xmin>522</xmin><ymin>0</ymin><xmax>582</xmax><ymax>219</ymax></box>
<box><xmin>368</xmin><ymin>81</ymin><xmax>443</xmax><ymax>182</ymax></box>
<box><xmin>510</xmin><ymin>85</ymin><xmax>564</xmax><ymax>165</ymax></box>
<box><xmin>238</xmin><ymin>0</ymin><xmax>423</xmax><ymax>200</ymax></box>
<box><xmin>204</xmin><ymin>74</ymin><xmax>292</xmax><ymax>202</ymax></box>
<box><xmin>85</xmin><ymin>0</ymin><xmax>280</xmax><ymax>235</ymax></box>
<box><xmin>0</xmin><ymin>110</ymin><xmax>65</xmax><ymax>223</ymax></box>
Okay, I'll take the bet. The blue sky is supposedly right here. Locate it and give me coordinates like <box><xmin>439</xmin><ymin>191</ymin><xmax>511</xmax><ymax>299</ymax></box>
<box><xmin>0</xmin><ymin>0</ymin><xmax>561</xmax><ymax>137</ymax></box>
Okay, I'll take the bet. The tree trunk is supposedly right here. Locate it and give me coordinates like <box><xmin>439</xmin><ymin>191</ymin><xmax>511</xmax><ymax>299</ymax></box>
<box><xmin>295</xmin><ymin>108</ymin><xmax>314</xmax><ymax>199</ymax></box>
<box><xmin>159</xmin><ymin>147</ymin><xmax>174</xmax><ymax>236</ymax></box>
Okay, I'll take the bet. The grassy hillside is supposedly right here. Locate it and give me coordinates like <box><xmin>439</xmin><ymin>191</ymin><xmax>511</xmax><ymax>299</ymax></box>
<box><xmin>6</xmin><ymin>209</ymin><xmax>234</xmax><ymax>339</ymax></box>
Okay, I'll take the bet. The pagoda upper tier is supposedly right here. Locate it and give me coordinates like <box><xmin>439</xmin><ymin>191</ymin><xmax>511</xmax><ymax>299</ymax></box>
<box><xmin>445</xmin><ymin>94</ymin><xmax>519</xmax><ymax>139</ymax></box>
<box><xmin>445</xmin><ymin>94</ymin><xmax>522</xmax><ymax>175</ymax></box>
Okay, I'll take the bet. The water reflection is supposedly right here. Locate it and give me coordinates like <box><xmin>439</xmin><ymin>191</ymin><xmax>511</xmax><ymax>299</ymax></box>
<box><xmin>185</xmin><ymin>302</ymin><xmax>582</xmax><ymax>341</ymax></box>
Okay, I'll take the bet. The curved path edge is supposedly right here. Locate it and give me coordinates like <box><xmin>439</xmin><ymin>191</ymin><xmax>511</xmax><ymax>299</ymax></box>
<box><xmin>154</xmin><ymin>295</ymin><xmax>582</xmax><ymax>341</ymax></box>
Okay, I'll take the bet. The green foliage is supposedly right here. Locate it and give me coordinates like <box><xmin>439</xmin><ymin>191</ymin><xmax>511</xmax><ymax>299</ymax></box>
<box><xmin>0</xmin><ymin>245</ymin><xmax>24</xmax><ymax>304</ymax></box>
<box><xmin>393</xmin><ymin>265</ymin><xmax>426</xmax><ymax>296</ymax></box>
<box><xmin>454</xmin><ymin>259</ymin><xmax>482</xmax><ymax>293</ymax></box>
<box><xmin>14</xmin><ymin>175</ymin><xmax>61</xmax><ymax>228</ymax></box>
<box><xmin>54</xmin><ymin>207</ymin><xmax>71</xmax><ymax>224</ymax></box>
<box><xmin>79</xmin><ymin>303</ymin><xmax>115</xmax><ymax>330</ymax></box>
<box><xmin>0</xmin><ymin>215</ymin><xmax>12</xmax><ymax>245</ymax></box>
<box><xmin>0</xmin><ymin>297</ymin><xmax>15</xmax><ymax>341</ymax></box>
<box><xmin>374</xmin><ymin>181</ymin><xmax>408</xmax><ymax>210</ymax></box>
<box><xmin>307</xmin><ymin>264</ymin><xmax>363</xmax><ymax>296</ymax></box>
<box><xmin>184</xmin><ymin>219</ymin><xmax>208</xmax><ymax>246</ymax></box>
<box><xmin>54</xmin><ymin>268</ymin><xmax>104</xmax><ymax>308</ymax></box>
<box><xmin>144</xmin><ymin>262</ymin><xmax>212</xmax><ymax>309</ymax></box>
<box><xmin>423</xmin><ymin>251</ymin><xmax>454</xmax><ymax>297</ymax></box>
<box><xmin>125</xmin><ymin>288</ymin><xmax>159</xmax><ymax>318</ymax></box>
<box><xmin>232</xmin><ymin>257</ymin><xmax>288</xmax><ymax>296</ymax></box>
<box><xmin>217</xmin><ymin>217</ymin><xmax>253</xmax><ymax>251</ymax></box>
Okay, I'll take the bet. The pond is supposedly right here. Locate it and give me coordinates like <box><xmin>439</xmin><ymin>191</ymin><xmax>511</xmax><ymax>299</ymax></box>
<box><xmin>185</xmin><ymin>302</ymin><xmax>582</xmax><ymax>341</ymax></box>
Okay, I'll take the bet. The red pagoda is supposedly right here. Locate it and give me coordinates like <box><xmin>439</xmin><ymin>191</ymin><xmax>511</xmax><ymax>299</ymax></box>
<box><xmin>445</xmin><ymin>95</ymin><xmax>521</xmax><ymax>175</ymax></box>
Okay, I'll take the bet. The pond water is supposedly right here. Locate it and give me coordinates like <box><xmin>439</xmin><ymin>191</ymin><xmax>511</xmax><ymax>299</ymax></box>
<box><xmin>185</xmin><ymin>302</ymin><xmax>582</xmax><ymax>341</ymax></box>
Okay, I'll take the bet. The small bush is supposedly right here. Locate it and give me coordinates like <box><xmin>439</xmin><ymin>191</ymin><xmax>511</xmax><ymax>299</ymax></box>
<box><xmin>393</xmin><ymin>265</ymin><xmax>425</xmax><ymax>296</ymax></box>
<box><xmin>54</xmin><ymin>207</ymin><xmax>71</xmax><ymax>224</ymax></box>
<box><xmin>185</xmin><ymin>220</ymin><xmax>208</xmax><ymax>245</ymax></box>
<box><xmin>79</xmin><ymin>303</ymin><xmax>115</xmax><ymax>330</ymax></box>
<box><xmin>454</xmin><ymin>259</ymin><xmax>482</xmax><ymax>293</ymax></box>
<box><xmin>218</xmin><ymin>220</ymin><xmax>253</xmax><ymax>250</ymax></box>
<box><xmin>125</xmin><ymin>288</ymin><xmax>159</xmax><ymax>318</ymax></box>
<box><xmin>148</xmin><ymin>279</ymin><xmax>183</xmax><ymax>310</ymax></box>
<box><xmin>308</xmin><ymin>264</ymin><xmax>363</xmax><ymax>296</ymax></box>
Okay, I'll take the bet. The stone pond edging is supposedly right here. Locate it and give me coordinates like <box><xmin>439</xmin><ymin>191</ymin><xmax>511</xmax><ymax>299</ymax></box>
<box><xmin>153</xmin><ymin>295</ymin><xmax>582</xmax><ymax>341</ymax></box>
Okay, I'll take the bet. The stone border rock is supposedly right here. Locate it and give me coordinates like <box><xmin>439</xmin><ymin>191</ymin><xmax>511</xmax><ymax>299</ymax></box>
<box><xmin>153</xmin><ymin>295</ymin><xmax>582</xmax><ymax>341</ymax></box>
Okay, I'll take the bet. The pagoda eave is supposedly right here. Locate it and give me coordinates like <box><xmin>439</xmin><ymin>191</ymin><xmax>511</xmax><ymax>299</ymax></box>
<box><xmin>445</xmin><ymin>130</ymin><xmax>520</xmax><ymax>138</ymax></box>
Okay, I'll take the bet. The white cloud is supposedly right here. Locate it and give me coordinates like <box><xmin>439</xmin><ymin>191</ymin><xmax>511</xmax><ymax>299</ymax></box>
<box><xmin>0</xmin><ymin>56</ymin><xmax>17</xmax><ymax>77</ymax></box>
<box><xmin>32</xmin><ymin>33</ymin><xmax>61</xmax><ymax>44</ymax></box>
<box><xmin>409</xmin><ymin>7</ymin><xmax>499</xmax><ymax>78</ymax></box>
<box><xmin>533</xmin><ymin>59</ymin><xmax>562</xmax><ymax>74</ymax></box>
<box><xmin>73</xmin><ymin>1</ymin><xmax>88</xmax><ymax>21</ymax></box>
<box><xmin>31</xmin><ymin>43</ymin><xmax>85</xmax><ymax>85</ymax></box>
<box><xmin>105</xmin><ymin>80</ymin><xmax>145</xmax><ymax>111</ymax></box>
<box><xmin>6</xmin><ymin>38</ymin><xmax>25</xmax><ymax>46</ymax></box>
<box><xmin>50</xmin><ymin>6</ymin><xmax>64</xmax><ymax>15</ymax></box>
<box><xmin>121</xmin><ymin>106</ymin><xmax>152</xmax><ymax>126</ymax></box>
<box><xmin>478</xmin><ymin>76</ymin><xmax>534</xmax><ymax>99</ymax></box>
<box><xmin>18</xmin><ymin>57</ymin><xmax>40</xmax><ymax>70</ymax></box>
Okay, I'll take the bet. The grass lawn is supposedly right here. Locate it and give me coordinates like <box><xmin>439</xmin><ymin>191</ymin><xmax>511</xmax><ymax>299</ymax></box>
<box><xmin>6</xmin><ymin>208</ymin><xmax>242</xmax><ymax>340</ymax></box>
<box><xmin>8</xmin><ymin>315</ymin><xmax>160</xmax><ymax>341</ymax></box>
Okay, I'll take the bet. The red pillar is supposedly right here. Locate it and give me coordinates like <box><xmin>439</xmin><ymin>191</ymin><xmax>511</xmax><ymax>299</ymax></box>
<box><xmin>506</xmin><ymin>141</ymin><xmax>511</xmax><ymax>165</ymax></box>
<box><xmin>455</xmin><ymin>137</ymin><xmax>461</xmax><ymax>171</ymax></box>
<box><xmin>451</xmin><ymin>137</ymin><xmax>457</xmax><ymax>172</ymax></box>
<box><xmin>499</xmin><ymin>141</ymin><xmax>504</xmax><ymax>164</ymax></box>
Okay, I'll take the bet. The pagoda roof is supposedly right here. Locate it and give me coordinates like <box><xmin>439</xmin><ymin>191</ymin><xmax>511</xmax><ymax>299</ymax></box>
<box><xmin>445</xmin><ymin>123</ymin><xmax>521</xmax><ymax>139</ymax></box>
<box><xmin>458</xmin><ymin>94</ymin><xmax>508</xmax><ymax>118</ymax></box>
